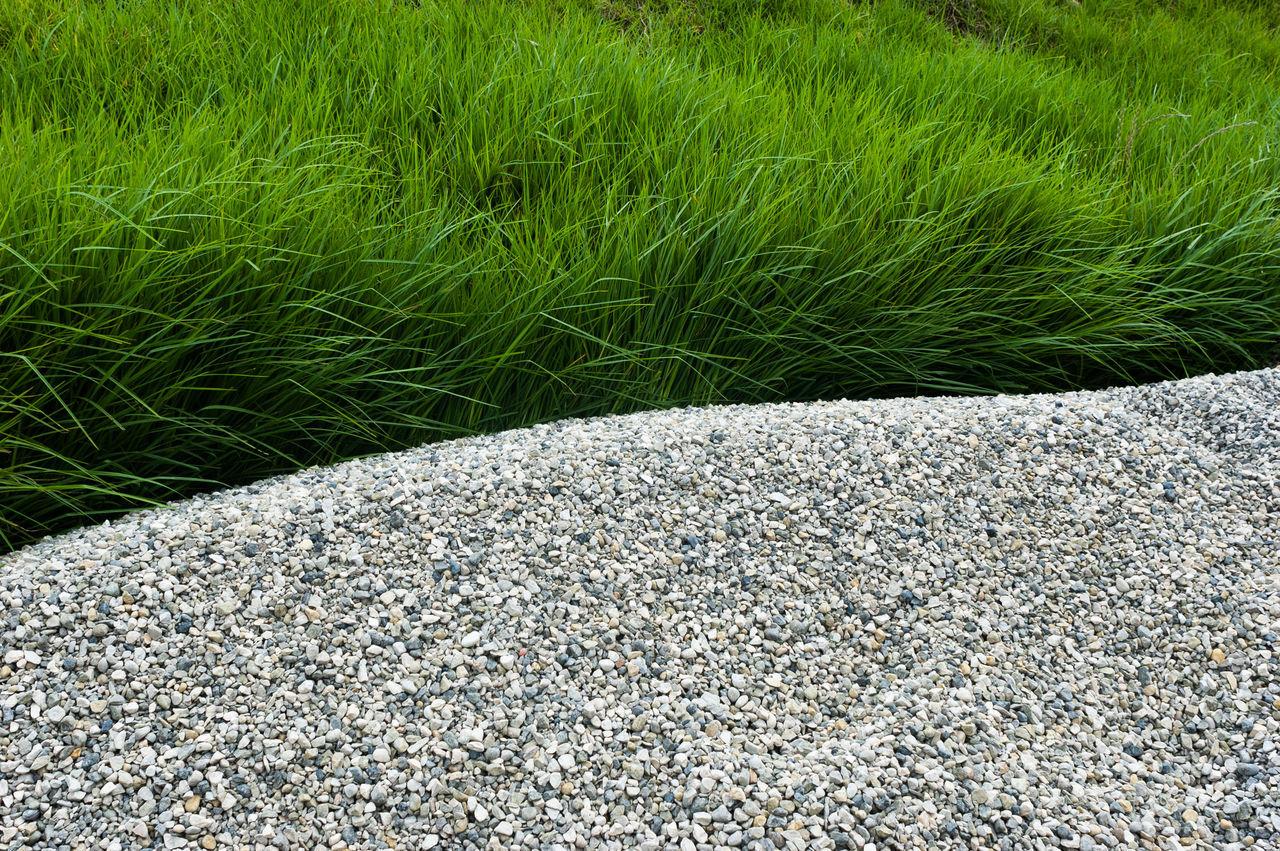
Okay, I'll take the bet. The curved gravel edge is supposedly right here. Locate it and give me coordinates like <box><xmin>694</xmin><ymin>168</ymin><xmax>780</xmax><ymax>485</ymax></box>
<box><xmin>1</xmin><ymin>368</ymin><xmax>1278</xmax><ymax>851</ymax></box>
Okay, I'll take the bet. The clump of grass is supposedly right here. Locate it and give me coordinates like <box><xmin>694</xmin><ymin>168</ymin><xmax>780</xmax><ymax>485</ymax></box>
<box><xmin>913</xmin><ymin>0</ymin><xmax>990</xmax><ymax>39</ymax></box>
<box><xmin>1</xmin><ymin>0</ymin><xmax>1278</xmax><ymax>553</ymax></box>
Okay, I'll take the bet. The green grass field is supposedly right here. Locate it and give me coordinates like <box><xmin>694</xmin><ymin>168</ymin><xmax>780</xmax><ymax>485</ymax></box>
<box><xmin>2</xmin><ymin>0</ymin><xmax>1279</xmax><ymax>552</ymax></box>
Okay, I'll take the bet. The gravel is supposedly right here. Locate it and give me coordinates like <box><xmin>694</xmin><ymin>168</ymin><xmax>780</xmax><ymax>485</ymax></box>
<box><xmin>2</xmin><ymin>367</ymin><xmax>1278</xmax><ymax>851</ymax></box>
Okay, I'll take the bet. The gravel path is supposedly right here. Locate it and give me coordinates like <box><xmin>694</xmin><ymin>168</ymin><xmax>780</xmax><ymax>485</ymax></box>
<box><xmin>2</xmin><ymin>368</ymin><xmax>1278</xmax><ymax>851</ymax></box>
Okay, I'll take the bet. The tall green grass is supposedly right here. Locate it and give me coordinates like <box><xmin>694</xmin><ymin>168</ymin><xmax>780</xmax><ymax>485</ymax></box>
<box><xmin>2</xmin><ymin>0</ymin><xmax>1278</xmax><ymax>552</ymax></box>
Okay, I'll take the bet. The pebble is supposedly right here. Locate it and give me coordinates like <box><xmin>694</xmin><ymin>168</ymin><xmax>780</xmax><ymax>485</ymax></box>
<box><xmin>0</xmin><ymin>367</ymin><xmax>1277</xmax><ymax>850</ymax></box>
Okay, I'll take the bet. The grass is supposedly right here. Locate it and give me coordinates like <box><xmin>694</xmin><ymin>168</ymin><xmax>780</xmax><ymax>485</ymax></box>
<box><xmin>1</xmin><ymin>0</ymin><xmax>1278</xmax><ymax>553</ymax></box>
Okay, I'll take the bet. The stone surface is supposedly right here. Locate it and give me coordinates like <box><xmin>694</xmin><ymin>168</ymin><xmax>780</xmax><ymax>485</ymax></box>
<box><xmin>0</xmin><ymin>367</ymin><xmax>1277</xmax><ymax>850</ymax></box>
